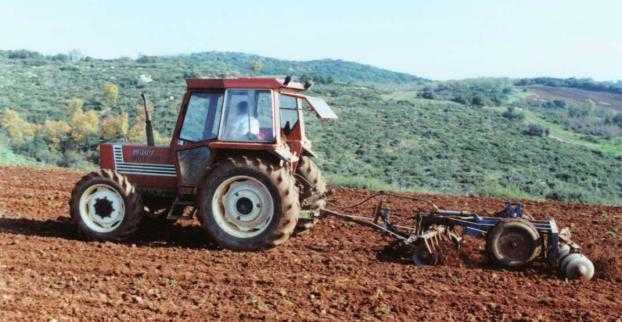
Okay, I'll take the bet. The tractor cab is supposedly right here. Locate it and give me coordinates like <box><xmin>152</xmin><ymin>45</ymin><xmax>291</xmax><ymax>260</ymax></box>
<box><xmin>176</xmin><ymin>77</ymin><xmax>336</xmax><ymax>158</ymax></box>
<box><xmin>171</xmin><ymin>77</ymin><xmax>336</xmax><ymax>191</ymax></box>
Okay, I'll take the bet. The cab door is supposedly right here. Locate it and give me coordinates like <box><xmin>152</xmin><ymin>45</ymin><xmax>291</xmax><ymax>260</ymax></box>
<box><xmin>174</xmin><ymin>91</ymin><xmax>224</xmax><ymax>190</ymax></box>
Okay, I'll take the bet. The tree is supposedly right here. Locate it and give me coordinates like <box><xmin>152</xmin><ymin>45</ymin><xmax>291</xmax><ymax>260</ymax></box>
<box><xmin>136</xmin><ymin>55</ymin><xmax>158</xmax><ymax>64</ymax></box>
<box><xmin>523</xmin><ymin>123</ymin><xmax>549</xmax><ymax>137</ymax></box>
<box><xmin>7</xmin><ymin>50</ymin><xmax>42</xmax><ymax>59</ymax></box>
<box><xmin>101</xmin><ymin>112</ymin><xmax>129</xmax><ymax>141</ymax></box>
<box><xmin>68</xmin><ymin>99</ymin><xmax>99</xmax><ymax>145</ymax></box>
<box><xmin>420</xmin><ymin>87</ymin><xmax>435</xmax><ymax>99</ymax></box>
<box><xmin>249</xmin><ymin>59</ymin><xmax>263</xmax><ymax>75</ymax></box>
<box><xmin>471</xmin><ymin>95</ymin><xmax>484</xmax><ymax>106</ymax></box>
<box><xmin>451</xmin><ymin>95</ymin><xmax>467</xmax><ymax>105</ymax></box>
<box><xmin>40</xmin><ymin>120</ymin><xmax>71</xmax><ymax>146</ymax></box>
<box><xmin>553</xmin><ymin>100</ymin><xmax>566</xmax><ymax>108</ymax></box>
<box><xmin>0</xmin><ymin>109</ymin><xmax>38</xmax><ymax>145</ymax></box>
<box><xmin>501</xmin><ymin>107</ymin><xmax>525</xmax><ymax>121</ymax></box>
<box><xmin>67</xmin><ymin>49</ymin><xmax>83</xmax><ymax>62</ymax></box>
<box><xmin>103</xmin><ymin>83</ymin><xmax>119</xmax><ymax>106</ymax></box>
<box><xmin>67</xmin><ymin>98</ymin><xmax>85</xmax><ymax>115</ymax></box>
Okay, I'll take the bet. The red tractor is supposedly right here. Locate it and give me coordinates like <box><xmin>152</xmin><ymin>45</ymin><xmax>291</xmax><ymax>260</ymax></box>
<box><xmin>69</xmin><ymin>77</ymin><xmax>337</xmax><ymax>250</ymax></box>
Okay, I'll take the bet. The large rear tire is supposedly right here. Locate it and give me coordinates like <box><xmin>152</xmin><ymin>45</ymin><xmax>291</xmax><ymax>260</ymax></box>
<box><xmin>198</xmin><ymin>156</ymin><xmax>300</xmax><ymax>250</ymax></box>
<box><xmin>294</xmin><ymin>156</ymin><xmax>327</xmax><ymax>234</ymax></box>
<box><xmin>69</xmin><ymin>170</ymin><xmax>143</xmax><ymax>241</ymax></box>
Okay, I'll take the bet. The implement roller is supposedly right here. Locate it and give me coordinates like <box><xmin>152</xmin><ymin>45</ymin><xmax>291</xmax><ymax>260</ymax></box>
<box><xmin>322</xmin><ymin>193</ymin><xmax>594</xmax><ymax>280</ymax></box>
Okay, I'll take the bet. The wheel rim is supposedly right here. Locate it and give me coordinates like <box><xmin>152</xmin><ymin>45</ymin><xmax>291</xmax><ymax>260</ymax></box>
<box><xmin>212</xmin><ymin>175</ymin><xmax>275</xmax><ymax>238</ymax></box>
<box><xmin>498</xmin><ymin>230</ymin><xmax>533</xmax><ymax>262</ymax></box>
<box><xmin>78</xmin><ymin>184</ymin><xmax>125</xmax><ymax>233</ymax></box>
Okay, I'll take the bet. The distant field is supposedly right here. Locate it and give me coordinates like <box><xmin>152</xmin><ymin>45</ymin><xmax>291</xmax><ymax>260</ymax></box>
<box><xmin>524</xmin><ymin>85</ymin><xmax>622</xmax><ymax>112</ymax></box>
<box><xmin>486</xmin><ymin>106</ymin><xmax>622</xmax><ymax>158</ymax></box>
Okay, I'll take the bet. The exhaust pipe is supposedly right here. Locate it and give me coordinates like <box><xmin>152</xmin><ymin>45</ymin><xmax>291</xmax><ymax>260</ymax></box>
<box><xmin>141</xmin><ymin>93</ymin><xmax>155</xmax><ymax>146</ymax></box>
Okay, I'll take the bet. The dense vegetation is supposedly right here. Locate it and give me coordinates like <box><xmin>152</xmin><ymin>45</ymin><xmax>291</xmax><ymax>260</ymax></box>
<box><xmin>515</xmin><ymin>77</ymin><xmax>622</xmax><ymax>95</ymax></box>
<box><xmin>418</xmin><ymin>78</ymin><xmax>514</xmax><ymax>107</ymax></box>
<box><xmin>521</xmin><ymin>97</ymin><xmax>622</xmax><ymax>138</ymax></box>
<box><xmin>0</xmin><ymin>49</ymin><xmax>620</xmax><ymax>204</ymax></box>
<box><xmin>308</xmin><ymin>85</ymin><xmax>621</xmax><ymax>204</ymax></box>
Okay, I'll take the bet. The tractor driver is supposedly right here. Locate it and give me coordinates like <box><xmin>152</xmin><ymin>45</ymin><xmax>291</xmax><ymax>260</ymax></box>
<box><xmin>225</xmin><ymin>101</ymin><xmax>260</xmax><ymax>140</ymax></box>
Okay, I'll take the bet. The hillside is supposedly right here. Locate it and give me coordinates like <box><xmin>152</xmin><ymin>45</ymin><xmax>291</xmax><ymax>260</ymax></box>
<box><xmin>309</xmin><ymin>85</ymin><xmax>621</xmax><ymax>204</ymax></box>
<box><xmin>0</xmin><ymin>50</ymin><xmax>621</xmax><ymax>204</ymax></box>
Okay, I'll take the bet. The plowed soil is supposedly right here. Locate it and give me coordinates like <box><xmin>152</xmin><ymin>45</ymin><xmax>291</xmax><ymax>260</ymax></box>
<box><xmin>525</xmin><ymin>85</ymin><xmax>622</xmax><ymax>111</ymax></box>
<box><xmin>0</xmin><ymin>166</ymin><xmax>620</xmax><ymax>321</ymax></box>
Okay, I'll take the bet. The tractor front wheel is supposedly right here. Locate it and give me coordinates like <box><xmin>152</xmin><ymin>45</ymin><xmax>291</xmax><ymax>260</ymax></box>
<box><xmin>69</xmin><ymin>170</ymin><xmax>143</xmax><ymax>241</ymax></box>
<box><xmin>198</xmin><ymin>157</ymin><xmax>300</xmax><ymax>250</ymax></box>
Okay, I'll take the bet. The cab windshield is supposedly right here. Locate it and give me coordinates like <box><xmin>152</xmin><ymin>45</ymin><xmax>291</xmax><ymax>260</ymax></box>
<box><xmin>220</xmin><ymin>89</ymin><xmax>275</xmax><ymax>142</ymax></box>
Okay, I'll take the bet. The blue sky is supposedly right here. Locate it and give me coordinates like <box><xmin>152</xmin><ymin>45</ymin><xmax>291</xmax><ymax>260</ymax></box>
<box><xmin>1</xmin><ymin>0</ymin><xmax>620</xmax><ymax>80</ymax></box>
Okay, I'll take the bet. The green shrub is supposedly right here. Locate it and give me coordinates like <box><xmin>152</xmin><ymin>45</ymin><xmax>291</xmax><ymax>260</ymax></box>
<box><xmin>419</xmin><ymin>88</ymin><xmax>435</xmax><ymax>99</ymax></box>
<box><xmin>501</xmin><ymin>107</ymin><xmax>525</xmax><ymax>121</ymax></box>
<box><xmin>7</xmin><ymin>49</ymin><xmax>43</xmax><ymax>59</ymax></box>
<box><xmin>61</xmin><ymin>150</ymin><xmax>90</xmax><ymax>168</ymax></box>
<box><xmin>523</xmin><ymin>123</ymin><xmax>549</xmax><ymax>137</ymax></box>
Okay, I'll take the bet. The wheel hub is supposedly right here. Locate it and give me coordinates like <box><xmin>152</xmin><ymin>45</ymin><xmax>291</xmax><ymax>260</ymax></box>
<box><xmin>212</xmin><ymin>176</ymin><xmax>275</xmax><ymax>238</ymax></box>
<box><xmin>499</xmin><ymin>232</ymin><xmax>530</xmax><ymax>261</ymax></box>
<box><xmin>94</xmin><ymin>197</ymin><xmax>114</xmax><ymax>218</ymax></box>
<box><xmin>236</xmin><ymin>197</ymin><xmax>254</xmax><ymax>215</ymax></box>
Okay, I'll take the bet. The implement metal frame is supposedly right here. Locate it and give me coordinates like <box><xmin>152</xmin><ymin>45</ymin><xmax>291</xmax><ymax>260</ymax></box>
<box><xmin>322</xmin><ymin>200</ymin><xmax>568</xmax><ymax>266</ymax></box>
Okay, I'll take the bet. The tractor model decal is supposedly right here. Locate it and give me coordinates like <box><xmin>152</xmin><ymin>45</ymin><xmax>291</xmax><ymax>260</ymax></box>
<box><xmin>112</xmin><ymin>145</ymin><xmax>176</xmax><ymax>177</ymax></box>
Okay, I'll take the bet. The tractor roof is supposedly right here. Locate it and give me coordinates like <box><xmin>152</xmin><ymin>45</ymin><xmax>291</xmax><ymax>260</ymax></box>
<box><xmin>186</xmin><ymin>77</ymin><xmax>306</xmax><ymax>91</ymax></box>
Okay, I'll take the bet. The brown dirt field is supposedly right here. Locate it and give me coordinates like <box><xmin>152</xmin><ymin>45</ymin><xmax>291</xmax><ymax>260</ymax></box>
<box><xmin>525</xmin><ymin>85</ymin><xmax>622</xmax><ymax>112</ymax></box>
<box><xmin>0</xmin><ymin>166</ymin><xmax>620</xmax><ymax>321</ymax></box>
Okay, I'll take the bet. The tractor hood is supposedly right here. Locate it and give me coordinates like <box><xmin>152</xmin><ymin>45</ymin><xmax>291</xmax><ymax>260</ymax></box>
<box><xmin>303</xmin><ymin>95</ymin><xmax>338</xmax><ymax>120</ymax></box>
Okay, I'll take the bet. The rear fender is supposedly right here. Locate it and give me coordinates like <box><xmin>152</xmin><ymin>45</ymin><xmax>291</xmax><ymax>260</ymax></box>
<box><xmin>200</xmin><ymin>148</ymin><xmax>288</xmax><ymax>181</ymax></box>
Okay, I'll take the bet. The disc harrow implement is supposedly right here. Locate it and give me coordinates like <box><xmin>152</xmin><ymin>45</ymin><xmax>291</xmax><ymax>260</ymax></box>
<box><xmin>321</xmin><ymin>192</ymin><xmax>594</xmax><ymax>280</ymax></box>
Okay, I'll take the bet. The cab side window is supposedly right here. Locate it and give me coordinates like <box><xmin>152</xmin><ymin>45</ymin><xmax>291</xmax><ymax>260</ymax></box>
<box><xmin>179</xmin><ymin>92</ymin><xmax>223</xmax><ymax>142</ymax></box>
<box><xmin>279</xmin><ymin>94</ymin><xmax>299</xmax><ymax>133</ymax></box>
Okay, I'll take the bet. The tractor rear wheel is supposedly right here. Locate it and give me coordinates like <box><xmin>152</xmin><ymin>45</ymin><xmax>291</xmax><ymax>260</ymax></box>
<box><xmin>486</xmin><ymin>219</ymin><xmax>541</xmax><ymax>268</ymax></box>
<box><xmin>69</xmin><ymin>170</ymin><xmax>143</xmax><ymax>241</ymax></box>
<box><xmin>198</xmin><ymin>156</ymin><xmax>300</xmax><ymax>250</ymax></box>
<box><xmin>294</xmin><ymin>156</ymin><xmax>327</xmax><ymax>234</ymax></box>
